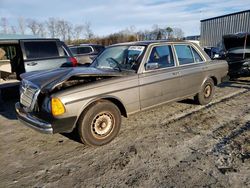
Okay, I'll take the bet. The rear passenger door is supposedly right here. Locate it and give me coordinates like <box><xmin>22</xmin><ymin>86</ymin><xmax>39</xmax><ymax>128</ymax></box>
<box><xmin>173</xmin><ymin>44</ymin><xmax>206</xmax><ymax>97</ymax></box>
<box><xmin>20</xmin><ymin>40</ymin><xmax>69</xmax><ymax>72</ymax></box>
<box><xmin>139</xmin><ymin>44</ymin><xmax>181</xmax><ymax>109</ymax></box>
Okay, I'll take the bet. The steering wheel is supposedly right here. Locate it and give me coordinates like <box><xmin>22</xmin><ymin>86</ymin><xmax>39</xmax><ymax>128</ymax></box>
<box><xmin>127</xmin><ymin>56</ymin><xmax>138</xmax><ymax>70</ymax></box>
<box><xmin>106</xmin><ymin>57</ymin><xmax>121</xmax><ymax>71</ymax></box>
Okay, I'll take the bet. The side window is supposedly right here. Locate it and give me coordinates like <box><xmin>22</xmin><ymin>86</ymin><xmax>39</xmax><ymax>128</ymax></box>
<box><xmin>174</xmin><ymin>45</ymin><xmax>195</xmax><ymax>65</ymax></box>
<box><xmin>78</xmin><ymin>47</ymin><xmax>92</xmax><ymax>54</ymax></box>
<box><xmin>146</xmin><ymin>45</ymin><xmax>175</xmax><ymax>70</ymax></box>
<box><xmin>191</xmin><ymin>47</ymin><xmax>203</xmax><ymax>62</ymax></box>
<box><xmin>69</xmin><ymin>47</ymin><xmax>78</xmax><ymax>55</ymax></box>
<box><xmin>24</xmin><ymin>41</ymin><xmax>59</xmax><ymax>59</ymax></box>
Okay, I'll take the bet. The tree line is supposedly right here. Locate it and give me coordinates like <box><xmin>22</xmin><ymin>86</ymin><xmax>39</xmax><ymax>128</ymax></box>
<box><xmin>0</xmin><ymin>17</ymin><xmax>185</xmax><ymax>46</ymax></box>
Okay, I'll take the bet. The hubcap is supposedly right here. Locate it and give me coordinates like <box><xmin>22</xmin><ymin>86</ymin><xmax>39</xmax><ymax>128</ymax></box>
<box><xmin>204</xmin><ymin>85</ymin><xmax>212</xmax><ymax>98</ymax></box>
<box><xmin>92</xmin><ymin>112</ymin><xmax>114</xmax><ymax>138</ymax></box>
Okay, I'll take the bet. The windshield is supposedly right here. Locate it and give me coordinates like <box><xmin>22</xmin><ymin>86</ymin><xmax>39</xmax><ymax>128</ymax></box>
<box><xmin>91</xmin><ymin>45</ymin><xmax>146</xmax><ymax>71</ymax></box>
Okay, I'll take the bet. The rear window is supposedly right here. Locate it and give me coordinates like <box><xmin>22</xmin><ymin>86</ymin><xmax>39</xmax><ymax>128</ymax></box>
<box><xmin>191</xmin><ymin>47</ymin><xmax>203</xmax><ymax>62</ymax></box>
<box><xmin>78</xmin><ymin>46</ymin><xmax>92</xmax><ymax>54</ymax></box>
<box><xmin>69</xmin><ymin>47</ymin><xmax>78</xmax><ymax>55</ymax></box>
<box><xmin>24</xmin><ymin>41</ymin><xmax>59</xmax><ymax>59</ymax></box>
<box><xmin>174</xmin><ymin>45</ymin><xmax>195</xmax><ymax>65</ymax></box>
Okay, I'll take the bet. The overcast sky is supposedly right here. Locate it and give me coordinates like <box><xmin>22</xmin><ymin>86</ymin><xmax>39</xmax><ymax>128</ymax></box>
<box><xmin>0</xmin><ymin>0</ymin><xmax>250</xmax><ymax>37</ymax></box>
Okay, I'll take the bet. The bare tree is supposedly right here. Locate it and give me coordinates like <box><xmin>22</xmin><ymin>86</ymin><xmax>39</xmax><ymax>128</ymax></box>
<box><xmin>166</xmin><ymin>27</ymin><xmax>173</xmax><ymax>39</ymax></box>
<box><xmin>149</xmin><ymin>24</ymin><xmax>161</xmax><ymax>40</ymax></box>
<box><xmin>18</xmin><ymin>17</ymin><xmax>26</xmax><ymax>34</ymax></box>
<box><xmin>172</xmin><ymin>27</ymin><xmax>184</xmax><ymax>39</ymax></box>
<box><xmin>156</xmin><ymin>30</ymin><xmax>163</xmax><ymax>40</ymax></box>
<box><xmin>74</xmin><ymin>25</ymin><xmax>84</xmax><ymax>41</ymax></box>
<box><xmin>129</xmin><ymin>25</ymin><xmax>136</xmax><ymax>34</ymax></box>
<box><xmin>27</xmin><ymin>19</ymin><xmax>40</xmax><ymax>35</ymax></box>
<box><xmin>66</xmin><ymin>22</ymin><xmax>73</xmax><ymax>43</ymax></box>
<box><xmin>84</xmin><ymin>21</ymin><xmax>94</xmax><ymax>39</ymax></box>
<box><xmin>11</xmin><ymin>26</ymin><xmax>17</xmax><ymax>34</ymax></box>
<box><xmin>38</xmin><ymin>22</ymin><xmax>47</xmax><ymax>37</ymax></box>
<box><xmin>56</xmin><ymin>19</ymin><xmax>69</xmax><ymax>41</ymax></box>
<box><xmin>46</xmin><ymin>18</ymin><xmax>57</xmax><ymax>38</ymax></box>
<box><xmin>0</xmin><ymin>17</ymin><xmax>8</xmax><ymax>34</ymax></box>
<box><xmin>136</xmin><ymin>31</ymin><xmax>146</xmax><ymax>41</ymax></box>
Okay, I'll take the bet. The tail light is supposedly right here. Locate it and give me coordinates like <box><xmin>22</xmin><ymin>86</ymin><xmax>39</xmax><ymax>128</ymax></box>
<box><xmin>70</xmin><ymin>57</ymin><xmax>78</xmax><ymax>67</ymax></box>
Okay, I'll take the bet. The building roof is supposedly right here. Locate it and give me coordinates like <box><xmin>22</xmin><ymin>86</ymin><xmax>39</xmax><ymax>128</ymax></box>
<box><xmin>201</xmin><ymin>9</ymin><xmax>250</xmax><ymax>22</ymax></box>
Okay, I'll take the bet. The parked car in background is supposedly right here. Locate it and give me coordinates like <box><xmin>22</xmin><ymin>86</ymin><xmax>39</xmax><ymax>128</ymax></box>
<box><xmin>222</xmin><ymin>33</ymin><xmax>250</xmax><ymax>77</ymax></box>
<box><xmin>16</xmin><ymin>40</ymin><xmax>228</xmax><ymax>146</ymax></box>
<box><xmin>69</xmin><ymin>44</ymin><xmax>105</xmax><ymax>65</ymax></box>
<box><xmin>0</xmin><ymin>38</ymin><xmax>77</xmax><ymax>80</ymax></box>
<box><xmin>204</xmin><ymin>47</ymin><xmax>221</xmax><ymax>59</ymax></box>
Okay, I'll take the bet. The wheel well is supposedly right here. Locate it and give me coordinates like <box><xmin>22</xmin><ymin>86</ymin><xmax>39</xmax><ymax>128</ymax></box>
<box><xmin>80</xmin><ymin>98</ymin><xmax>127</xmax><ymax>118</ymax></box>
<box><xmin>210</xmin><ymin>76</ymin><xmax>218</xmax><ymax>86</ymax></box>
<box><xmin>103</xmin><ymin>98</ymin><xmax>127</xmax><ymax>117</ymax></box>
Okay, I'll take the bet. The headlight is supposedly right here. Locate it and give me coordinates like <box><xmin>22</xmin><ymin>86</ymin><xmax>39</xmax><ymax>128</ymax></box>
<box><xmin>51</xmin><ymin>98</ymin><xmax>65</xmax><ymax>116</ymax></box>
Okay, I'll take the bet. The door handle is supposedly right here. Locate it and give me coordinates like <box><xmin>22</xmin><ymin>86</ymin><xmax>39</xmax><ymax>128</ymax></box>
<box><xmin>27</xmin><ymin>62</ymin><xmax>38</xmax><ymax>66</ymax></box>
<box><xmin>172</xmin><ymin>72</ymin><xmax>179</xmax><ymax>76</ymax></box>
<box><xmin>202</xmin><ymin>66</ymin><xmax>208</xmax><ymax>70</ymax></box>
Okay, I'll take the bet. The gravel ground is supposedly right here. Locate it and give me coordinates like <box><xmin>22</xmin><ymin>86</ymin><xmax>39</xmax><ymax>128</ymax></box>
<box><xmin>0</xmin><ymin>77</ymin><xmax>250</xmax><ymax>187</ymax></box>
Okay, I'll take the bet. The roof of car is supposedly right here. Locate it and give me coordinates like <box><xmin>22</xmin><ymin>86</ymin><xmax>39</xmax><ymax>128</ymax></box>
<box><xmin>0</xmin><ymin>37</ymin><xmax>61</xmax><ymax>45</ymax></box>
<box><xmin>109</xmin><ymin>39</ymin><xmax>187</xmax><ymax>47</ymax></box>
<box><xmin>68</xmin><ymin>44</ymin><xmax>104</xmax><ymax>47</ymax></box>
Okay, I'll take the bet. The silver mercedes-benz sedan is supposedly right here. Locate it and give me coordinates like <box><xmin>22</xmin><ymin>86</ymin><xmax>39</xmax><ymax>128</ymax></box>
<box><xmin>16</xmin><ymin>40</ymin><xmax>228</xmax><ymax>146</ymax></box>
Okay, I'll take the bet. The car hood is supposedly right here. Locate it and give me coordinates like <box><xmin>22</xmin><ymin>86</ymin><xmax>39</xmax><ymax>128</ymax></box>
<box><xmin>20</xmin><ymin>67</ymin><xmax>129</xmax><ymax>92</ymax></box>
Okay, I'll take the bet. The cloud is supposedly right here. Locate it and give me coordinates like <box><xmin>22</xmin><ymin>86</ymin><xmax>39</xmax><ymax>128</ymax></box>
<box><xmin>0</xmin><ymin>0</ymin><xmax>249</xmax><ymax>36</ymax></box>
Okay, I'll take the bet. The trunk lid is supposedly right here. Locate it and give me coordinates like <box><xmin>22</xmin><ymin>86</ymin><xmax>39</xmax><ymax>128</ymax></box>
<box><xmin>223</xmin><ymin>33</ymin><xmax>250</xmax><ymax>62</ymax></box>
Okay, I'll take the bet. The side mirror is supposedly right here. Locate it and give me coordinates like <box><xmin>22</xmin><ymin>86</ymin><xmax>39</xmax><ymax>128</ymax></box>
<box><xmin>145</xmin><ymin>62</ymin><xmax>159</xmax><ymax>70</ymax></box>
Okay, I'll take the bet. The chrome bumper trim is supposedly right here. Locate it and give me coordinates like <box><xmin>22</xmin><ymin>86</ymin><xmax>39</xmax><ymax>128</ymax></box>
<box><xmin>15</xmin><ymin>102</ymin><xmax>53</xmax><ymax>134</ymax></box>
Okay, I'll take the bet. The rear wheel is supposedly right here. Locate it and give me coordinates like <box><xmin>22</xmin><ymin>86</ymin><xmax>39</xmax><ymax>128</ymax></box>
<box><xmin>194</xmin><ymin>78</ymin><xmax>215</xmax><ymax>105</ymax></box>
<box><xmin>78</xmin><ymin>100</ymin><xmax>121</xmax><ymax>146</ymax></box>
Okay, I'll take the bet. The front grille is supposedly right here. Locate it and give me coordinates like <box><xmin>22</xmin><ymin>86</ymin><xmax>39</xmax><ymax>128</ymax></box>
<box><xmin>20</xmin><ymin>80</ymin><xmax>40</xmax><ymax>111</ymax></box>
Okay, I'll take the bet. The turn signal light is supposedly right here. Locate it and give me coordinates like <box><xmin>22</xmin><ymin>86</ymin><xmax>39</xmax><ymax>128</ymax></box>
<box><xmin>51</xmin><ymin>98</ymin><xmax>65</xmax><ymax>116</ymax></box>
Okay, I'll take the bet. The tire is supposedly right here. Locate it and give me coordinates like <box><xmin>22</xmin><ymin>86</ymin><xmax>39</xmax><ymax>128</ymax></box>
<box><xmin>194</xmin><ymin>78</ymin><xmax>215</xmax><ymax>105</ymax></box>
<box><xmin>78</xmin><ymin>100</ymin><xmax>121</xmax><ymax>146</ymax></box>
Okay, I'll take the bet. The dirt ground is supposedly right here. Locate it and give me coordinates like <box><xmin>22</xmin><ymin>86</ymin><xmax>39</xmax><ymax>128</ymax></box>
<box><xmin>0</xmin><ymin>78</ymin><xmax>250</xmax><ymax>188</ymax></box>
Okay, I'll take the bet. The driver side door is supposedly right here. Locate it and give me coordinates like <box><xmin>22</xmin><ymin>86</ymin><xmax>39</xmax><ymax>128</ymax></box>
<box><xmin>139</xmin><ymin>44</ymin><xmax>181</xmax><ymax>109</ymax></box>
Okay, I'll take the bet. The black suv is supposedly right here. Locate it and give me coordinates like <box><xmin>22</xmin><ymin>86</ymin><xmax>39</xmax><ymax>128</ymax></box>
<box><xmin>69</xmin><ymin>44</ymin><xmax>105</xmax><ymax>65</ymax></box>
<box><xmin>0</xmin><ymin>38</ymin><xmax>77</xmax><ymax>80</ymax></box>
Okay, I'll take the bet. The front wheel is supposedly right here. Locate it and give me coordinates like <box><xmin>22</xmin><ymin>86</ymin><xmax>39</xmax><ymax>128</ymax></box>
<box><xmin>194</xmin><ymin>78</ymin><xmax>215</xmax><ymax>105</ymax></box>
<box><xmin>78</xmin><ymin>100</ymin><xmax>121</xmax><ymax>146</ymax></box>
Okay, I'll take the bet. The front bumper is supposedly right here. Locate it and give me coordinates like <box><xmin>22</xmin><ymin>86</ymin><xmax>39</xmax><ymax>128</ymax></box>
<box><xmin>15</xmin><ymin>102</ymin><xmax>53</xmax><ymax>134</ymax></box>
